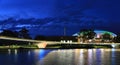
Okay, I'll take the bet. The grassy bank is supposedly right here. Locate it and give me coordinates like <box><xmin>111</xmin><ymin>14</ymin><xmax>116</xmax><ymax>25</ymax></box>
<box><xmin>0</xmin><ymin>44</ymin><xmax>116</xmax><ymax>49</ymax></box>
<box><xmin>0</xmin><ymin>45</ymin><xmax>38</xmax><ymax>49</ymax></box>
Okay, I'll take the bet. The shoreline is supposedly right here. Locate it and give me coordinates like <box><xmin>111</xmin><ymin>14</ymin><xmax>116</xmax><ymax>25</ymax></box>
<box><xmin>0</xmin><ymin>43</ymin><xmax>117</xmax><ymax>49</ymax></box>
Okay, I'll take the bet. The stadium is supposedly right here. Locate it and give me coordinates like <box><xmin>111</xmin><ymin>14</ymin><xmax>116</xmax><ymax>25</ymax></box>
<box><xmin>72</xmin><ymin>30</ymin><xmax>117</xmax><ymax>43</ymax></box>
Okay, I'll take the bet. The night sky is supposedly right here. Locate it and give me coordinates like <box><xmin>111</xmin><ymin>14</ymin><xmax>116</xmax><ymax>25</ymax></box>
<box><xmin>0</xmin><ymin>0</ymin><xmax>120</xmax><ymax>35</ymax></box>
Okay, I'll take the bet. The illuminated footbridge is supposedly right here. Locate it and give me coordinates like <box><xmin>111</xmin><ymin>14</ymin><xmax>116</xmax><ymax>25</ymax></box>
<box><xmin>0</xmin><ymin>36</ymin><xmax>48</xmax><ymax>48</ymax></box>
<box><xmin>0</xmin><ymin>36</ymin><xmax>120</xmax><ymax>48</ymax></box>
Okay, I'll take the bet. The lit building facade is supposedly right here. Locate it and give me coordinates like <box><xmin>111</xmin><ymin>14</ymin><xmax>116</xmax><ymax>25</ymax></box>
<box><xmin>73</xmin><ymin>30</ymin><xmax>117</xmax><ymax>43</ymax></box>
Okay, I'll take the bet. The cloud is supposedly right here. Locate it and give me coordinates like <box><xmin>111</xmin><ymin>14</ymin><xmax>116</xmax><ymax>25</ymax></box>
<box><xmin>0</xmin><ymin>0</ymin><xmax>120</xmax><ymax>22</ymax></box>
<box><xmin>0</xmin><ymin>0</ymin><xmax>56</xmax><ymax>19</ymax></box>
<box><xmin>55</xmin><ymin>0</ymin><xmax>120</xmax><ymax>22</ymax></box>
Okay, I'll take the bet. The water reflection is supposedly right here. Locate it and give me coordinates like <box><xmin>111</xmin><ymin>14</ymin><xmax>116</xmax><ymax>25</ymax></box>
<box><xmin>112</xmin><ymin>49</ymin><xmax>115</xmax><ymax>65</ymax></box>
<box><xmin>35</xmin><ymin>49</ymin><xmax>120</xmax><ymax>65</ymax></box>
<box><xmin>34</xmin><ymin>49</ymin><xmax>54</xmax><ymax>65</ymax></box>
<box><xmin>78</xmin><ymin>49</ymin><xmax>84</xmax><ymax>65</ymax></box>
<box><xmin>34</xmin><ymin>49</ymin><xmax>53</xmax><ymax>60</ymax></box>
<box><xmin>0</xmin><ymin>49</ymin><xmax>120</xmax><ymax>65</ymax></box>
<box><xmin>87</xmin><ymin>49</ymin><xmax>93</xmax><ymax>65</ymax></box>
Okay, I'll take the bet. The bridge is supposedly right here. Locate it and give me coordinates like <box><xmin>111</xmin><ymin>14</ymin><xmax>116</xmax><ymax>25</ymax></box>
<box><xmin>0</xmin><ymin>36</ymin><xmax>48</xmax><ymax>48</ymax></box>
<box><xmin>0</xmin><ymin>36</ymin><xmax>120</xmax><ymax>48</ymax></box>
<box><xmin>0</xmin><ymin>36</ymin><xmax>43</xmax><ymax>43</ymax></box>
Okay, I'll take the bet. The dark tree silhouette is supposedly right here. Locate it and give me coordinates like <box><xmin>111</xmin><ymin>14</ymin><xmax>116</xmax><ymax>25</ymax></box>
<box><xmin>102</xmin><ymin>33</ymin><xmax>111</xmax><ymax>40</ymax></box>
<box><xmin>102</xmin><ymin>32</ymin><xmax>112</xmax><ymax>42</ymax></box>
<box><xmin>19</xmin><ymin>28</ymin><xmax>31</xmax><ymax>39</ymax></box>
<box><xmin>87</xmin><ymin>29</ymin><xmax>96</xmax><ymax>39</ymax></box>
<box><xmin>78</xmin><ymin>29</ymin><xmax>96</xmax><ymax>42</ymax></box>
<box><xmin>0</xmin><ymin>30</ymin><xmax>18</xmax><ymax>37</ymax></box>
<box><xmin>79</xmin><ymin>29</ymin><xmax>96</xmax><ymax>39</ymax></box>
<box><xmin>113</xmin><ymin>34</ymin><xmax>120</xmax><ymax>43</ymax></box>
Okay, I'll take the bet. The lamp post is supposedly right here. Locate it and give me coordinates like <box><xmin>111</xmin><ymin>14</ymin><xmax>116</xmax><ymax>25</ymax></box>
<box><xmin>64</xmin><ymin>27</ymin><xmax>66</xmax><ymax>36</ymax></box>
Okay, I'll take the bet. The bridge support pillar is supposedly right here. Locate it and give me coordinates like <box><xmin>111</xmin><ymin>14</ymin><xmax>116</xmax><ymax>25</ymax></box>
<box><xmin>35</xmin><ymin>42</ymin><xmax>47</xmax><ymax>48</ymax></box>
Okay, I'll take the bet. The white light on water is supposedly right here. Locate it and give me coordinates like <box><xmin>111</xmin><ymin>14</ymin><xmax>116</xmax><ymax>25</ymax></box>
<box><xmin>111</xmin><ymin>44</ymin><xmax>116</xmax><ymax>48</ymax></box>
<box><xmin>15</xmin><ymin>49</ymin><xmax>18</xmax><ymax>55</ymax></box>
<box><xmin>8</xmin><ymin>49</ymin><xmax>11</xmax><ymax>54</ymax></box>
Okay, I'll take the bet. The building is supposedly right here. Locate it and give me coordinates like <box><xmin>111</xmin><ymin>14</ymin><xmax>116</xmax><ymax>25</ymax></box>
<box><xmin>72</xmin><ymin>30</ymin><xmax>117</xmax><ymax>43</ymax></box>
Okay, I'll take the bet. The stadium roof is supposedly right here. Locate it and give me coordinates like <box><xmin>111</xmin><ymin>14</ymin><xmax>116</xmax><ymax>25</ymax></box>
<box><xmin>72</xmin><ymin>30</ymin><xmax>117</xmax><ymax>37</ymax></box>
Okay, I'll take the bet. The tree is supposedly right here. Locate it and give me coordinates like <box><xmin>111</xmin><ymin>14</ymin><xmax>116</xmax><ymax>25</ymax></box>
<box><xmin>87</xmin><ymin>29</ymin><xmax>96</xmax><ymax>39</ymax></box>
<box><xmin>19</xmin><ymin>28</ymin><xmax>31</xmax><ymax>39</ymax></box>
<box><xmin>78</xmin><ymin>29</ymin><xmax>96</xmax><ymax>42</ymax></box>
<box><xmin>0</xmin><ymin>30</ymin><xmax>18</xmax><ymax>37</ymax></box>
<box><xmin>113</xmin><ymin>34</ymin><xmax>120</xmax><ymax>43</ymax></box>
<box><xmin>102</xmin><ymin>32</ymin><xmax>112</xmax><ymax>42</ymax></box>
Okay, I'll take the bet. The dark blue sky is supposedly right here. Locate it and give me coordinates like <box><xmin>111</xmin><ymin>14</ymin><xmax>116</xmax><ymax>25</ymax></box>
<box><xmin>0</xmin><ymin>0</ymin><xmax>120</xmax><ymax>20</ymax></box>
<box><xmin>0</xmin><ymin>0</ymin><xmax>57</xmax><ymax>19</ymax></box>
<box><xmin>0</xmin><ymin>0</ymin><xmax>120</xmax><ymax>35</ymax></box>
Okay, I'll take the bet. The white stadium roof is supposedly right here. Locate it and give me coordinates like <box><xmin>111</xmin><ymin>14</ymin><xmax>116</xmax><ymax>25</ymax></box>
<box><xmin>72</xmin><ymin>30</ymin><xmax>117</xmax><ymax>37</ymax></box>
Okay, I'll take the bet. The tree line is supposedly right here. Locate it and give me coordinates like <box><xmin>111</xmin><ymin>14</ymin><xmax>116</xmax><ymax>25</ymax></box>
<box><xmin>0</xmin><ymin>27</ymin><xmax>31</xmax><ymax>39</ymax></box>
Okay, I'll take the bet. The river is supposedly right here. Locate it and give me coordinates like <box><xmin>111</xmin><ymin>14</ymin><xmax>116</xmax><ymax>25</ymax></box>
<box><xmin>0</xmin><ymin>49</ymin><xmax>120</xmax><ymax>65</ymax></box>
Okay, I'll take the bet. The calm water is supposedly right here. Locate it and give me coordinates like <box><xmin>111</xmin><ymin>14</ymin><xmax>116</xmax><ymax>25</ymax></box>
<box><xmin>0</xmin><ymin>49</ymin><xmax>120</xmax><ymax>65</ymax></box>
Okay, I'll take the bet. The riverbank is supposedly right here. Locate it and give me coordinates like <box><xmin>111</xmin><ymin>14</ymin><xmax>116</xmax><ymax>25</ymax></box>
<box><xmin>46</xmin><ymin>44</ymin><xmax>113</xmax><ymax>49</ymax></box>
<box><xmin>0</xmin><ymin>45</ymin><xmax>38</xmax><ymax>49</ymax></box>
<box><xmin>0</xmin><ymin>43</ymin><xmax>118</xmax><ymax>49</ymax></box>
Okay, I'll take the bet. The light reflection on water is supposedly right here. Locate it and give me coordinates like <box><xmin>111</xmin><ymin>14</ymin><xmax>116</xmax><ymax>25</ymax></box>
<box><xmin>34</xmin><ymin>49</ymin><xmax>120</xmax><ymax>65</ymax></box>
<box><xmin>0</xmin><ymin>49</ymin><xmax>120</xmax><ymax>65</ymax></box>
<box><xmin>112</xmin><ymin>49</ymin><xmax>115</xmax><ymax>65</ymax></box>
